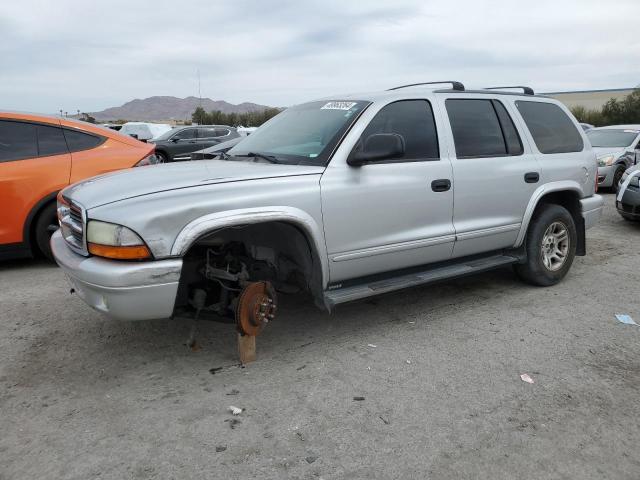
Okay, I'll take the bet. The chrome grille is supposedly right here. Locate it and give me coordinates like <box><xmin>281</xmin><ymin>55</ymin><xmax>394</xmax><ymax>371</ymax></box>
<box><xmin>59</xmin><ymin>198</ymin><xmax>87</xmax><ymax>255</ymax></box>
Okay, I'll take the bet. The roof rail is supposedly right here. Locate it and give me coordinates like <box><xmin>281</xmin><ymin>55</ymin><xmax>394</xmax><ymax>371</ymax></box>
<box><xmin>388</xmin><ymin>81</ymin><xmax>465</xmax><ymax>92</ymax></box>
<box><xmin>485</xmin><ymin>86</ymin><xmax>534</xmax><ymax>95</ymax></box>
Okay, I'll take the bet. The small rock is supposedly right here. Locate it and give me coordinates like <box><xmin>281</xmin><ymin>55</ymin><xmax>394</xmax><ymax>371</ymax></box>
<box><xmin>305</xmin><ymin>455</ymin><xmax>318</xmax><ymax>464</ymax></box>
<box><xmin>353</xmin><ymin>396</ymin><xmax>365</xmax><ymax>401</ymax></box>
<box><xmin>216</xmin><ymin>446</ymin><xmax>227</xmax><ymax>452</ymax></box>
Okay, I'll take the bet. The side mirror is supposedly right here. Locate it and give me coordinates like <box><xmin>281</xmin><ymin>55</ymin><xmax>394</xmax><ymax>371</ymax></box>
<box><xmin>348</xmin><ymin>133</ymin><xmax>405</xmax><ymax>166</ymax></box>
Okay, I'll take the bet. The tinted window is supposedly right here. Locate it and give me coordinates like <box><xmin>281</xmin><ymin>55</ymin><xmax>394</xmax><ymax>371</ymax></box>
<box><xmin>586</xmin><ymin>129</ymin><xmax>638</xmax><ymax>148</ymax></box>
<box><xmin>0</xmin><ymin>120</ymin><xmax>38</xmax><ymax>162</ymax></box>
<box><xmin>516</xmin><ymin>101</ymin><xmax>583</xmax><ymax>154</ymax></box>
<box><xmin>197</xmin><ymin>128</ymin><xmax>216</xmax><ymax>138</ymax></box>
<box><xmin>214</xmin><ymin>128</ymin><xmax>230</xmax><ymax>137</ymax></box>
<box><xmin>37</xmin><ymin>124</ymin><xmax>69</xmax><ymax>157</ymax></box>
<box><xmin>63</xmin><ymin>129</ymin><xmax>104</xmax><ymax>153</ymax></box>
<box><xmin>446</xmin><ymin>99</ymin><xmax>506</xmax><ymax>158</ymax></box>
<box><xmin>173</xmin><ymin>128</ymin><xmax>196</xmax><ymax>140</ymax></box>
<box><xmin>360</xmin><ymin>100</ymin><xmax>439</xmax><ymax>160</ymax></box>
<box><xmin>493</xmin><ymin>101</ymin><xmax>523</xmax><ymax>155</ymax></box>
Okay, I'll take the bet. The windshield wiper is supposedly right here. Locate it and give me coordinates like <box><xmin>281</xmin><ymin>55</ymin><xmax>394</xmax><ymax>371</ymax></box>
<box><xmin>234</xmin><ymin>152</ymin><xmax>280</xmax><ymax>164</ymax></box>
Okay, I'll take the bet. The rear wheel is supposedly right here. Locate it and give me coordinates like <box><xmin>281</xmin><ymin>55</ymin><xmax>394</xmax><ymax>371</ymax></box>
<box><xmin>155</xmin><ymin>151</ymin><xmax>168</xmax><ymax>163</ymax></box>
<box><xmin>34</xmin><ymin>203</ymin><xmax>58</xmax><ymax>261</ymax></box>
<box><xmin>514</xmin><ymin>204</ymin><xmax>577</xmax><ymax>286</ymax></box>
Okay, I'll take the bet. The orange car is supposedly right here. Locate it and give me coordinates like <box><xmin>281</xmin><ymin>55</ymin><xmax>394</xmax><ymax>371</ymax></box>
<box><xmin>0</xmin><ymin>112</ymin><xmax>157</xmax><ymax>260</ymax></box>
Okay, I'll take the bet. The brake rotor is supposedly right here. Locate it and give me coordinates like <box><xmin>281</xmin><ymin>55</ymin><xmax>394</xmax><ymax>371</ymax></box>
<box><xmin>235</xmin><ymin>281</ymin><xmax>277</xmax><ymax>336</ymax></box>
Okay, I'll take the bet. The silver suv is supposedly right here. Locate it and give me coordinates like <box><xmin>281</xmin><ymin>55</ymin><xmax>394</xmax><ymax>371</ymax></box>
<box><xmin>52</xmin><ymin>82</ymin><xmax>604</xmax><ymax>333</ymax></box>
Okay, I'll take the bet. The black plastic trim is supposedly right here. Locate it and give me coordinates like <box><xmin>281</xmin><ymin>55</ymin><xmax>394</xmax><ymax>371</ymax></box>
<box><xmin>388</xmin><ymin>81</ymin><xmax>464</xmax><ymax>91</ymax></box>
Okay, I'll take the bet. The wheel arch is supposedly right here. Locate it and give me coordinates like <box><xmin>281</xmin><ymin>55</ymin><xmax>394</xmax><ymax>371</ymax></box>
<box><xmin>515</xmin><ymin>182</ymin><xmax>586</xmax><ymax>256</ymax></box>
<box><xmin>171</xmin><ymin>207</ymin><xmax>330</xmax><ymax>307</ymax></box>
<box><xmin>23</xmin><ymin>190</ymin><xmax>59</xmax><ymax>254</ymax></box>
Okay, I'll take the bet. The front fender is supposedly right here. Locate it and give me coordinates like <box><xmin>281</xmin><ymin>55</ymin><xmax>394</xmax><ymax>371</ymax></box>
<box><xmin>170</xmin><ymin>206</ymin><xmax>330</xmax><ymax>289</ymax></box>
<box><xmin>514</xmin><ymin>180</ymin><xmax>584</xmax><ymax>247</ymax></box>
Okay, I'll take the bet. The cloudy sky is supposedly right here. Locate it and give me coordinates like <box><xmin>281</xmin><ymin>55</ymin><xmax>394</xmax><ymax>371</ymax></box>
<box><xmin>1</xmin><ymin>0</ymin><xmax>638</xmax><ymax>113</ymax></box>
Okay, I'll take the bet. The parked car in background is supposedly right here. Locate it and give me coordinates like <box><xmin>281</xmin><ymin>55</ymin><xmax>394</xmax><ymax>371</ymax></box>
<box><xmin>51</xmin><ymin>82</ymin><xmax>603</xmax><ymax>326</ymax></box>
<box><xmin>149</xmin><ymin>125</ymin><xmax>240</xmax><ymax>162</ymax></box>
<box><xmin>616</xmin><ymin>164</ymin><xmax>640</xmax><ymax>221</ymax></box>
<box><xmin>586</xmin><ymin>126</ymin><xmax>640</xmax><ymax>192</ymax></box>
<box><xmin>237</xmin><ymin>126</ymin><xmax>258</xmax><ymax>136</ymax></box>
<box><xmin>102</xmin><ymin>123</ymin><xmax>122</xmax><ymax>131</ymax></box>
<box><xmin>0</xmin><ymin>112</ymin><xmax>158</xmax><ymax>260</ymax></box>
<box><xmin>119</xmin><ymin>122</ymin><xmax>172</xmax><ymax>141</ymax></box>
<box><xmin>580</xmin><ymin>123</ymin><xmax>594</xmax><ymax>131</ymax></box>
<box><xmin>190</xmin><ymin>136</ymin><xmax>244</xmax><ymax>160</ymax></box>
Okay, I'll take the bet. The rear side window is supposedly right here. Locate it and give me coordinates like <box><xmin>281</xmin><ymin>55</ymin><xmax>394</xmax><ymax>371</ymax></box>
<box><xmin>214</xmin><ymin>128</ymin><xmax>230</xmax><ymax>137</ymax></box>
<box><xmin>197</xmin><ymin>128</ymin><xmax>216</xmax><ymax>138</ymax></box>
<box><xmin>37</xmin><ymin>124</ymin><xmax>69</xmax><ymax>157</ymax></box>
<box><xmin>360</xmin><ymin>100</ymin><xmax>439</xmax><ymax>160</ymax></box>
<box><xmin>173</xmin><ymin>128</ymin><xmax>196</xmax><ymax>140</ymax></box>
<box><xmin>63</xmin><ymin>129</ymin><xmax>104</xmax><ymax>153</ymax></box>
<box><xmin>0</xmin><ymin>120</ymin><xmax>38</xmax><ymax>162</ymax></box>
<box><xmin>516</xmin><ymin>101</ymin><xmax>583</xmax><ymax>154</ymax></box>
<box><xmin>445</xmin><ymin>99</ymin><xmax>522</xmax><ymax>158</ymax></box>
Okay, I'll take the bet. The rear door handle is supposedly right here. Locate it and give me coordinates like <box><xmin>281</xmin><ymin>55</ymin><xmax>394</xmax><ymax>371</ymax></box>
<box><xmin>431</xmin><ymin>179</ymin><xmax>451</xmax><ymax>192</ymax></box>
<box><xmin>524</xmin><ymin>172</ymin><xmax>540</xmax><ymax>183</ymax></box>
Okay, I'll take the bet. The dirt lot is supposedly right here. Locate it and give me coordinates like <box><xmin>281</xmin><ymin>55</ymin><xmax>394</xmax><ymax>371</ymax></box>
<box><xmin>1</xmin><ymin>193</ymin><xmax>639</xmax><ymax>480</ymax></box>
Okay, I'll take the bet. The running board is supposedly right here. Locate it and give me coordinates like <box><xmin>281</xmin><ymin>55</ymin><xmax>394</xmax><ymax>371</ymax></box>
<box><xmin>324</xmin><ymin>254</ymin><xmax>519</xmax><ymax>307</ymax></box>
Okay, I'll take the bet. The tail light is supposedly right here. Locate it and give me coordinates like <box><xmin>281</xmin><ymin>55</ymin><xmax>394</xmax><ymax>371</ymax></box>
<box><xmin>134</xmin><ymin>152</ymin><xmax>160</xmax><ymax>167</ymax></box>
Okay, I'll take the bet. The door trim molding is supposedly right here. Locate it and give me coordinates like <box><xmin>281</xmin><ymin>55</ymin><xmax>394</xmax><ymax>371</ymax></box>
<box><xmin>456</xmin><ymin>223</ymin><xmax>521</xmax><ymax>241</ymax></box>
<box><xmin>331</xmin><ymin>234</ymin><xmax>456</xmax><ymax>262</ymax></box>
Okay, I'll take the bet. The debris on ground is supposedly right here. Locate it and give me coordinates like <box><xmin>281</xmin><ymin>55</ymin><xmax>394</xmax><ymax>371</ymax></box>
<box><xmin>520</xmin><ymin>373</ymin><xmax>534</xmax><ymax>384</ymax></box>
<box><xmin>209</xmin><ymin>367</ymin><xmax>223</xmax><ymax>375</ymax></box>
<box><xmin>615</xmin><ymin>314</ymin><xmax>638</xmax><ymax>326</ymax></box>
<box><xmin>224</xmin><ymin>418</ymin><xmax>241</xmax><ymax>429</ymax></box>
<box><xmin>228</xmin><ymin>406</ymin><xmax>243</xmax><ymax>415</ymax></box>
<box><xmin>226</xmin><ymin>389</ymin><xmax>240</xmax><ymax>396</ymax></box>
<box><xmin>406</xmin><ymin>360</ymin><xmax>411</xmax><ymax>365</ymax></box>
<box><xmin>353</xmin><ymin>396</ymin><xmax>365</xmax><ymax>401</ymax></box>
<box><xmin>296</xmin><ymin>365</ymin><xmax>307</xmax><ymax>371</ymax></box>
<box><xmin>367</xmin><ymin>344</ymin><xmax>377</xmax><ymax>348</ymax></box>
<box><xmin>305</xmin><ymin>455</ymin><xmax>318</xmax><ymax>464</ymax></box>
<box><xmin>215</xmin><ymin>446</ymin><xmax>227</xmax><ymax>452</ymax></box>
<box><xmin>379</xmin><ymin>415</ymin><xmax>390</xmax><ymax>425</ymax></box>
<box><xmin>409</xmin><ymin>321</ymin><xmax>415</xmax><ymax>324</ymax></box>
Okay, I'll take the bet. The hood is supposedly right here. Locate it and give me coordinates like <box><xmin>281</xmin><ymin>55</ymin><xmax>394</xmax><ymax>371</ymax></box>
<box><xmin>64</xmin><ymin>160</ymin><xmax>325</xmax><ymax>209</ymax></box>
<box><xmin>592</xmin><ymin>147</ymin><xmax>627</xmax><ymax>158</ymax></box>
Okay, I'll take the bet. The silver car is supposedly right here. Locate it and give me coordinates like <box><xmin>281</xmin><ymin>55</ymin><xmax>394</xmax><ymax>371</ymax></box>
<box><xmin>586</xmin><ymin>125</ymin><xmax>640</xmax><ymax>191</ymax></box>
<box><xmin>51</xmin><ymin>82</ymin><xmax>604</xmax><ymax>332</ymax></box>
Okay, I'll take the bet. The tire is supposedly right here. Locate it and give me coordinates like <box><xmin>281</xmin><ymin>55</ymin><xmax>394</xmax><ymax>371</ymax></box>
<box><xmin>612</xmin><ymin>166</ymin><xmax>625</xmax><ymax>193</ymax></box>
<box><xmin>34</xmin><ymin>203</ymin><xmax>58</xmax><ymax>261</ymax></box>
<box><xmin>514</xmin><ymin>204</ymin><xmax>577</xmax><ymax>286</ymax></box>
<box><xmin>155</xmin><ymin>151</ymin><xmax>168</xmax><ymax>163</ymax></box>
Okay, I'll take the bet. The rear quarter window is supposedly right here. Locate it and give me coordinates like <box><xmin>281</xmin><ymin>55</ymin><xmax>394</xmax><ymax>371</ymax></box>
<box><xmin>62</xmin><ymin>129</ymin><xmax>105</xmax><ymax>153</ymax></box>
<box><xmin>516</xmin><ymin>101</ymin><xmax>583</xmax><ymax>154</ymax></box>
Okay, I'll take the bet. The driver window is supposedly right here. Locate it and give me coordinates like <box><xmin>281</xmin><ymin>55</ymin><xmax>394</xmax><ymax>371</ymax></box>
<box><xmin>173</xmin><ymin>129</ymin><xmax>196</xmax><ymax>140</ymax></box>
<box><xmin>359</xmin><ymin>100</ymin><xmax>440</xmax><ymax>161</ymax></box>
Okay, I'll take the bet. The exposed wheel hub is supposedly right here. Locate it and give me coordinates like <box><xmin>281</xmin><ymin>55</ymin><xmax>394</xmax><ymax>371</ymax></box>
<box><xmin>235</xmin><ymin>281</ymin><xmax>277</xmax><ymax>336</ymax></box>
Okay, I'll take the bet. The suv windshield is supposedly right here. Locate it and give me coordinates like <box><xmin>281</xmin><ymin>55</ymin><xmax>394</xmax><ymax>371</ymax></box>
<box><xmin>228</xmin><ymin>100</ymin><xmax>369</xmax><ymax>165</ymax></box>
<box><xmin>586</xmin><ymin>129</ymin><xmax>639</xmax><ymax>148</ymax></box>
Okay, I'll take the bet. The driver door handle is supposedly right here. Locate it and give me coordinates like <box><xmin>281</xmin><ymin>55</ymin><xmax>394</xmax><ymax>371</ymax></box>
<box><xmin>431</xmin><ymin>179</ymin><xmax>451</xmax><ymax>192</ymax></box>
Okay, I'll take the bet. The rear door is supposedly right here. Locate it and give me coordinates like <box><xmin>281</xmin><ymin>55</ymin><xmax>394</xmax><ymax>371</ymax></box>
<box><xmin>320</xmin><ymin>99</ymin><xmax>455</xmax><ymax>282</ymax></box>
<box><xmin>0</xmin><ymin>120</ymin><xmax>71</xmax><ymax>245</ymax></box>
<box><xmin>438</xmin><ymin>96</ymin><xmax>540</xmax><ymax>257</ymax></box>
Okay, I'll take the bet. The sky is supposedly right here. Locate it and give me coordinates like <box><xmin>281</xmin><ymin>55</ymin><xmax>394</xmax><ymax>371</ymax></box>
<box><xmin>1</xmin><ymin>0</ymin><xmax>638</xmax><ymax>113</ymax></box>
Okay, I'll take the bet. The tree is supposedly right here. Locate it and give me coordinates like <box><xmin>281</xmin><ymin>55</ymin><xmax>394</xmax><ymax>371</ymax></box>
<box><xmin>191</xmin><ymin>107</ymin><xmax>282</xmax><ymax>127</ymax></box>
<box><xmin>572</xmin><ymin>89</ymin><xmax>640</xmax><ymax>126</ymax></box>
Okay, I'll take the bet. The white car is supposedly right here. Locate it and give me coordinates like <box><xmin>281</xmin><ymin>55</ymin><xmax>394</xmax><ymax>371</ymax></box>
<box><xmin>119</xmin><ymin>122</ymin><xmax>172</xmax><ymax>141</ymax></box>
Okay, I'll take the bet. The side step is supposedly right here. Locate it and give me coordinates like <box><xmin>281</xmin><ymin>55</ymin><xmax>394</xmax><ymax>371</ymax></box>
<box><xmin>324</xmin><ymin>254</ymin><xmax>519</xmax><ymax>307</ymax></box>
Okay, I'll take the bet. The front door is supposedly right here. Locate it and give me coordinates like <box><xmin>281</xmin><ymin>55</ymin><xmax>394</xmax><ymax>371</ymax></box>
<box><xmin>438</xmin><ymin>96</ymin><xmax>541</xmax><ymax>258</ymax></box>
<box><xmin>320</xmin><ymin>99</ymin><xmax>455</xmax><ymax>283</ymax></box>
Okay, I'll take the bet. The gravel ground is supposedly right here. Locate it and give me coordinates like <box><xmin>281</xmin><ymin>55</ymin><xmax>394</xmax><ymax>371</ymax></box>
<box><xmin>1</xmin><ymin>193</ymin><xmax>639</xmax><ymax>480</ymax></box>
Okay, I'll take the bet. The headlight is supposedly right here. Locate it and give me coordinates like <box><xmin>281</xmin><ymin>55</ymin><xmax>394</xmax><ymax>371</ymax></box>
<box><xmin>597</xmin><ymin>154</ymin><xmax>616</xmax><ymax>167</ymax></box>
<box><xmin>86</xmin><ymin>220</ymin><xmax>151</xmax><ymax>260</ymax></box>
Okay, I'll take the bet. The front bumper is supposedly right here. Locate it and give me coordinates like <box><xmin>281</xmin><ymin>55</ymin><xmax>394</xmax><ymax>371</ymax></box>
<box><xmin>580</xmin><ymin>194</ymin><xmax>605</xmax><ymax>230</ymax></box>
<box><xmin>597</xmin><ymin>165</ymin><xmax>614</xmax><ymax>187</ymax></box>
<box><xmin>51</xmin><ymin>230</ymin><xmax>183</xmax><ymax>321</ymax></box>
<box><xmin>616</xmin><ymin>185</ymin><xmax>640</xmax><ymax>220</ymax></box>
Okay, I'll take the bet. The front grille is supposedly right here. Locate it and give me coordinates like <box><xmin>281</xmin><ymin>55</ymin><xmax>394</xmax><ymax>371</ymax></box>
<box><xmin>59</xmin><ymin>199</ymin><xmax>87</xmax><ymax>255</ymax></box>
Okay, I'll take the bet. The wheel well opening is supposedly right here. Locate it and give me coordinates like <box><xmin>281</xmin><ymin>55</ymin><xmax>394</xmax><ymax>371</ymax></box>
<box><xmin>174</xmin><ymin>221</ymin><xmax>324</xmax><ymax>320</ymax></box>
<box><xmin>536</xmin><ymin>190</ymin><xmax>585</xmax><ymax>255</ymax></box>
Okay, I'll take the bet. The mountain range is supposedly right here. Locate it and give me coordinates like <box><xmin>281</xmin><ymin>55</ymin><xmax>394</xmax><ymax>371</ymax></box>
<box><xmin>90</xmin><ymin>96</ymin><xmax>272</xmax><ymax>122</ymax></box>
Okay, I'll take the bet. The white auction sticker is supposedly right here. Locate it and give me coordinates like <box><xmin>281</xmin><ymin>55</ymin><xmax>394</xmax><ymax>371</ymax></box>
<box><xmin>321</xmin><ymin>101</ymin><xmax>357</xmax><ymax>110</ymax></box>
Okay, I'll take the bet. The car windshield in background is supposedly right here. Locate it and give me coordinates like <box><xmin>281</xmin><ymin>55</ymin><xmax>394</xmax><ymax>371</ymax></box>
<box><xmin>586</xmin><ymin>129</ymin><xmax>638</xmax><ymax>148</ymax></box>
<box><xmin>227</xmin><ymin>100</ymin><xmax>369</xmax><ymax>165</ymax></box>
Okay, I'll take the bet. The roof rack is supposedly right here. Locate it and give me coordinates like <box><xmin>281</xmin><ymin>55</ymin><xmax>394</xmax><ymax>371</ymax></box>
<box><xmin>485</xmin><ymin>86</ymin><xmax>534</xmax><ymax>95</ymax></box>
<box><xmin>388</xmin><ymin>81</ymin><xmax>465</xmax><ymax>92</ymax></box>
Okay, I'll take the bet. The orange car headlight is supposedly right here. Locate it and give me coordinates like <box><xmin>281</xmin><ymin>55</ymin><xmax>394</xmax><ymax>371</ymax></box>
<box><xmin>86</xmin><ymin>220</ymin><xmax>151</xmax><ymax>260</ymax></box>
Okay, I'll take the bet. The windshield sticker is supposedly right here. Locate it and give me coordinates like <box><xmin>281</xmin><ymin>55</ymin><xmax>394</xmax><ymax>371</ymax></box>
<box><xmin>321</xmin><ymin>101</ymin><xmax>357</xmax><ymax>111</ymax></box>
